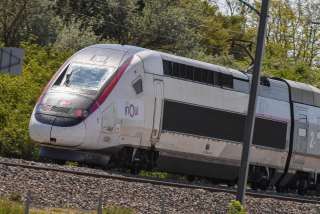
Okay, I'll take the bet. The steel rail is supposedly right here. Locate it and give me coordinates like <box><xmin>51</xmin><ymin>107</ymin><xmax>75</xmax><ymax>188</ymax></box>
<box><xmin>0</xmin><ymin>160</ymin><xmax>319</xmax><ymax>204</ymax></box>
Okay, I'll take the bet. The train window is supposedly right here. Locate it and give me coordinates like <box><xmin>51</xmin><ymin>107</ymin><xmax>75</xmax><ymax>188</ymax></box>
<box><xmin>172</xmin><ymin>62</ymin><xmax>179</xmax><ymax>77</ymax></box>
<box><xmin>194</xmin><ymin>69</ymin><xmax>201</xmax><ymax>81</ymax></box>
<box><xmin>185</xmin><ymin>65</ymin><xmax>191</xmax><ymax>79</ymax></box>
<box><xmin>53</xmin><ymin>65</ymin><xmax>69</xmax><ymax>86</ymax></box>
<box><xmin>179</xmin><ymin>63</ymin><xmax>186</xmax><ymax>78</ymax></box>
<box><xmin>64</xmin><ymin>63</ymin><xmax>112</xmax><ymax>90</ymax></box>
<box><xmin>200</xmin><ymin>69</ymin><xmax>207</xmax><ymax>83</ymax></box>
<box><xmin>163</xmin><ymin>60</ymin><xmax>172</xmax><ymax>75</ymax></box>
<box><xmin>132</xmin><ymin>78</ymin><xmax>143</xmax><ymax>94</ymax></box>
<box><xmin>207</xmin><ymin>70</ymin><xmax>214</xmax><ymax>85</ymax></box>
<box><xmin>217</xmin><ymin>73</ymin><xmax>233</xmax><ymax>89</ymax></box>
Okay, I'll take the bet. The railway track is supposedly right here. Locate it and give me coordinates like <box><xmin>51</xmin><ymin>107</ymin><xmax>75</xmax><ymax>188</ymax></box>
<box><xmin>0</xmin><ymin>160</ymin><xmax>319</xmax><ymax>205</ymax></box>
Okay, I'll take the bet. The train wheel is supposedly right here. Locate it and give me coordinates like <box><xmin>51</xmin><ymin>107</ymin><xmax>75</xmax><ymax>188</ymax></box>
<box><xmin>227</xmin><ymin>179</ymin><xmax>236</xmax><ymax>187</ymax></box>
<box><xmin>258</xmin><ymin>176</ymin><xmax>269</xmax><ymax>191</ymax></box>
<box><xmin>276</xmin><ymin>185</ymin><xmax>288</xmax><ymax>193</ymax></box>
<box><xmin>297</xmin><ymin>179</ymin><xmax>308</xmax><ymax>195</ymax></box>
<box><xmin>186</xmin><ymin>175</ymin><xmax>195</xmax><ymax>182</ymax></box>
<box><xmin>251</xmin><ymin>182</ymin><xmax>258</xmax><ymax>191</ymax></box>
<box><xmin>250</xmin><ymin>166</ymin><xmax>270</xmax><ymax>191</ymax></box>
<box><xmin>130</xmin><ymin>162</ymin><xmax>141</xmax><ymax>175</ymax></box>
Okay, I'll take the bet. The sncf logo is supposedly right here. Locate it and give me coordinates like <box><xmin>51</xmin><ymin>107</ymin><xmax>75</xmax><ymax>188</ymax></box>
<box><xmin>125</xmin><ymin>104</ymin><xmax>139</xmax><ymax>118</ymax></box>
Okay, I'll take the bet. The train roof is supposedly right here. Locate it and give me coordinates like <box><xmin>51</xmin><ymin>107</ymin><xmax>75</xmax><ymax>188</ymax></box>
<box><xmin>87</xmin><ymin>44</ymin><xmax>146</xmax><ymax>54</ymax></box>
<box><xmin>82</xmin><ymin>44</ymin><xmax>320</xmax><ymax>107</ymax></box>
<box><xmin>286</xmin><ymin>80</ymin><xmax>320</xmax><ymax>107</ymax></box>
<box><xmin>85</xmin><ymin>44</ymin><xmax>248</xmax><ymax>80</ymax></box>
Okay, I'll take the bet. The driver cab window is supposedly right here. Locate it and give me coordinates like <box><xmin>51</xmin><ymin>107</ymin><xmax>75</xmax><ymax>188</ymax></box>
<box><xmin>60</xmin><ymin>63</ymin><xmax>114</xmax><ymax>90</ymax></box>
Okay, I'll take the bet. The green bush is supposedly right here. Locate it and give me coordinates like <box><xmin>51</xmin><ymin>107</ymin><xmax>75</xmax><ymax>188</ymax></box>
<box><xmin>227</xmin><ymin>200</ymin><xmax>247</xmax><ymax>214</ymax></box>
<box><xmin>0</xmin><ymin>43</ymin><xmax>72</xmax><ymax>159</ymax></box>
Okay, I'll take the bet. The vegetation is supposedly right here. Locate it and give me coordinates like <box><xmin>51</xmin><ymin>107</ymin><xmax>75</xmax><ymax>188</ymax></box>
<box><xmin>0</xmin><ymin>44</ymin><xmax>71</xmax><ymax>159</ymax></box>
<box><xmin>227</xmin><ymin>200</ymin><xmax>247</xmax><ymax>214</ymax></box>
<box><xmin>1</xmin><ymin>0</ymin><xmax>320</xmax><ymax>158</ymax></box>
<box><xmin>65</xmin><ymin>161</ymin><xmax>79</xmax><ymax>167</ymax></box>
<box><xmin>0</xmin><ymin>198</ymin><xmax>134</xmax><ymax>214</ymax></box>
<box><xmin>139</xmin><ymin>170</ymin><xmax>169</xmax><ymax>179</ymax></box>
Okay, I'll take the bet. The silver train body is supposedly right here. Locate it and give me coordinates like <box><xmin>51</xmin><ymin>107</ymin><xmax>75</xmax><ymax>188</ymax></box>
<box><xmin>29</xmin><ymin>44</ymin><xmax>320</xmax><ymax>191</ymax></box>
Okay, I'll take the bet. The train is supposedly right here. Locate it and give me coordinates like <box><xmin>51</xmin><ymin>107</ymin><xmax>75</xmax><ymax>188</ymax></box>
<box><xmin>29</xmin><ymin>44</ymin><xmax>320</xmax><ymax>194</ymax></box>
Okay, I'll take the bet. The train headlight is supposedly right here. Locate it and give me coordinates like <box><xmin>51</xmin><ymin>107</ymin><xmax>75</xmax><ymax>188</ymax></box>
<box><xmin>73</xmin><ymin>109</ymin><xmax>89</xmax><ymax>118</ymax></box>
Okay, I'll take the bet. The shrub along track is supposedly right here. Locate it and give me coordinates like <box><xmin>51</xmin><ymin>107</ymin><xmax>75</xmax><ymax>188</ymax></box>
<box><xmin>0</xmin><ymin>159</ymin><xmax>319</xmax><ymax>205</ymax></box>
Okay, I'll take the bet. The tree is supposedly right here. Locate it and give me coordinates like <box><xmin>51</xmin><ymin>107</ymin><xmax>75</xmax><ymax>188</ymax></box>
<box><xmin>52</xmin><ymin>19</ymin><xmax>101</xmax><ymax>52</ymax></box>
<box><xmin>0</xmin><ymin>0</ymin><xmax>28</xmax><ymax>46</ymax></box>
<box><xmin>128</xmin><ymin>0</ymin><xmax>202</xmax><ymax>55</ymax></box>
<box><xmin>52</xmin><ymin>0</ymin><xmax>137</xmax><ymax>44</ymax></box>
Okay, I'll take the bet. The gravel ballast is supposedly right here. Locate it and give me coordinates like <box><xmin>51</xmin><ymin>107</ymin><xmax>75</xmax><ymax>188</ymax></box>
<box><xmin>0</xmin><ymin>157</ymin><xmax>319</xmax><ymax>213</ymax></box>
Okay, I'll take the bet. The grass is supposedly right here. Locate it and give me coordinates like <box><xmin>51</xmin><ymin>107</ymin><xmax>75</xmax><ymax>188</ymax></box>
<box><xmin>138</xmin><ymin>170</ymin><xmax>196</xmax><ymax>183</ymax></box>
<box><xmin>64</xmin><ymin>161</ymin><xmax>79</xmax><ymax>168</ymax></box>
<box><xmin>138</xmin><ymin>170</ymin><xmax>169</xmax><ymax>179</ymax></box>
<box><xmin>0</xmin><ymin>198</ymin><xmax>134</xmax><ymax>214</ymax></box>
<box><xmin>0</xmin><ymin>199</ymin><xmax>23</xmax><ymax>214</ymax></box>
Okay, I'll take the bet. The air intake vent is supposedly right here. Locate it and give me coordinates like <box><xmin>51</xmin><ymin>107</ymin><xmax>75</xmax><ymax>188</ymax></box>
<box><xmin>162</xmin><ymin>60</ymin><xmax>233</xmax><ymax>89</ymax></box>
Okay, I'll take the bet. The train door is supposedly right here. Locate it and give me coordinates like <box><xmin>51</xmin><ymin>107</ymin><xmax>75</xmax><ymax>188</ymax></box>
<box><xmin>315</xmin><ymin>117</ymin><xmax>320</xmax><ymax>152</ymax></box>
<box><xmin>307</xmin><ymin>116</ymin><xmax>320</xmax><ymax>155</ymax></box>
<box><xmin>151</xmin><ymin>79</ymin><xmax>164</xmax><ymax>144</ymax></box>
<box><xmin>295</xmin><ymin>113</ymin><xmax>308</xmax><ymax>153</ymax></box>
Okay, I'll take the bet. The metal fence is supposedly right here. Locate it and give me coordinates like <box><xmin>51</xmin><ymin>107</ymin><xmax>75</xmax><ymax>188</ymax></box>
<box><xmin>23</xmin><ymin>191</ymin><xmax>120</xmax><ymax>214</ymax></box>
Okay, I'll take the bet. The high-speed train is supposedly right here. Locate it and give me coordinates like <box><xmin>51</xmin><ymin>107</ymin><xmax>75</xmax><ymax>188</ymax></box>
<box><xmin>29</xmin><ymin>44</ymin><xmax>320</xmax><ymax>193</ymax></box>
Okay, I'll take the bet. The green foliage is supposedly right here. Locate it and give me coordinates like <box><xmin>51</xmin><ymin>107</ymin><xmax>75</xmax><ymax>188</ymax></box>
<box><xmin>52</xmin><ymin>18</ymin><xmax>102</xmax><ymax>52</ymax></box>
<box><xmin>0</xmin><ymin>198</ymin><xmax>134</xmax><ymax>214</ymax></box>
<box><xmin>0</xmin><ymin>43</ymin><xmax>71</xmax><ymax>158</ymax></box>
<box><xmin>227</xmin><ymin>200</ymin><xmax>247</xmax><ymax>214</ymax></box>
<box><xmin>65</xmin><ymin>161</ymin><xmax>79</xmax><ymax>167</ymax></box>
<box><xmin>53</xmin><ymin>0</ymin><xmax>137</xmax><ymax>44</ymax></box>
<box><xmin>139</xmin><ymin>170</ymin><xmax>169</xmax><ymax>179</ymax></box>
<box><xmin>0</xmin><ymin>199</ymin><xmax>23</xmax><ymax>214</ymax></box>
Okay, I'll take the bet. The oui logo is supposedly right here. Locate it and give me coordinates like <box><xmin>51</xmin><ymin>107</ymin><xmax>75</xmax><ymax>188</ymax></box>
<box><xmin>125</xmin><ymin>104</ymin><xmax>139</xmax><ymax>118</ymax></box>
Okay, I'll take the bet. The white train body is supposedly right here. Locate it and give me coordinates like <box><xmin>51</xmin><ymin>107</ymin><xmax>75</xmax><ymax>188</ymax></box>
<box><xmin>29</xmin><ymin>44</ymin><xmax>320</xmax><ymax>190</ymax></box>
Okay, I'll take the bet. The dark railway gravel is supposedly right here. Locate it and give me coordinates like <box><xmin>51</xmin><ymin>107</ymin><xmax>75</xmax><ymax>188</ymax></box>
<box><xmin>0</xmin><ymin>157</ymin><xmax>319</xmax><ymax>213</ymax></box>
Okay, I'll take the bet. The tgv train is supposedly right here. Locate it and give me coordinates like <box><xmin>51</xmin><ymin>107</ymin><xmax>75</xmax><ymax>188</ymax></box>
<box><xmin>29</xmin><ymin>44</ymin><xmax>320</xmax><ymax>193</ymax></box>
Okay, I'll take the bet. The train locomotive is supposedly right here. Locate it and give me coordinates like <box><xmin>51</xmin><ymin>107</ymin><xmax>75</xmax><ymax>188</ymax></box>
<box><xmin>29</xmin><ymin>44</ymin><xmax>320</xmax><ymax>193</ymax></box>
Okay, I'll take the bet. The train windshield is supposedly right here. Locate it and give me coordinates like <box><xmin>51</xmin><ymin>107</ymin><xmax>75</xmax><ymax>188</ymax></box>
<box><xmin>63</xmin><ymin>63</ymin><xmax>114</xmax><ymax>90</ymax></box>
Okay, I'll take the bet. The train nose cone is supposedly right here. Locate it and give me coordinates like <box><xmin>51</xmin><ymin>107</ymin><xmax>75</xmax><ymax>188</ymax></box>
<box><xmin>29</xmin><ymin>112</ymin><xmax>51</xmax><ymax>143</ymax></box>
<box><xmin>50</xmin><ymin>120</ymin><xmax>85</xmax><ymax>147</ymax></box>
<box><xmin>30</xmin><ymin>88</ymin><xmax>94</xmax><ymax>147</ymax></box>
<box><xmin>29</xmin><ymin>112</ymin><xmax>86</xmax><ymax>147</ymax></box>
